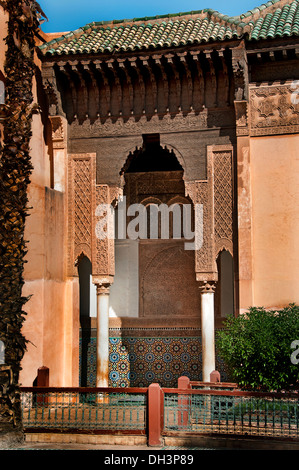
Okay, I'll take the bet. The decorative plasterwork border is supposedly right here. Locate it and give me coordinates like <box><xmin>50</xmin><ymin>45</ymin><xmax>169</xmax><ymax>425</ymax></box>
<box><xmin>68</xmin><ymin>108</ymin><xmax>236</xmax><ymax>140</ymax></box>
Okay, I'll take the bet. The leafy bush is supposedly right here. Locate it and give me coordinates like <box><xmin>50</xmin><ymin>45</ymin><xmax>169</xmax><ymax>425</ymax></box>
<box><xmin>216</xmin><ymin>304</ymin><xmax>299</xmax><ymax>391</ymax></box>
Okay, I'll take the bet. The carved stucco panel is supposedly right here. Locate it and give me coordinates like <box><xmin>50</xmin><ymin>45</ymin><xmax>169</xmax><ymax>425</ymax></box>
<box><xmin>68</xmin><ymin>152</ymin><xmax>122</xmax><ymax>279</ymax></box>
<box><xmin>185</xmin><ymin>178</ymin><xmax>215</xmax><ymax>279</ymax></box>
<box><xmin>67</xmin><ymin>153</ymin><xmax>96</xmax><ymax>277</ymax></box>
<box><xmin>250</xmin><ymin>84</ymin><xmax>299</xmax><ymax>136</ymax></box>
<box><xmin>139</xmin><ymin>242</ymin><xmax>201</xmax><ymax>318</ymax></box>
<box><xmin>69</xmin><ymin>112</ymin><xmax>209</xmax><ymax>140</ymax></box>
<box><xmin>50</xmin><ymin>116</ymin><xmax>67</xmax><ymax>149</ymax></box>
<box><xmin>185</xmin><ymin>145</ymin><xmax>233</xmax><ymax>281</ymax></box>
<box><xmin>213</xmin><ymin>150</ymin><xmax>233</xmax><ymax>257</ymax></box>
<box><xmin>93</xmin><ymin>184</ymin><xmax>123</xmax><ymax>279</ymax></box>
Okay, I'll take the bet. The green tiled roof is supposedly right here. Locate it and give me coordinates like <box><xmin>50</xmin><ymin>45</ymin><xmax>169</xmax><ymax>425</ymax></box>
<box><xmin>40</xmin><ymin>0</ymin><xmax>299</xmax><ymax>56</ymax></box>
<box><xmin>250</xmin><ymin>0</ymin><xmax>299</xmax><ymax>38</ymax></box>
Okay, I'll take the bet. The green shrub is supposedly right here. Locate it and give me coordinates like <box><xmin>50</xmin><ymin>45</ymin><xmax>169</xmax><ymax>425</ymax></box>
<box><xmin>216</xmin><ymin>304</ymin><xmax>299</xmax><ymax>391</ymax></box>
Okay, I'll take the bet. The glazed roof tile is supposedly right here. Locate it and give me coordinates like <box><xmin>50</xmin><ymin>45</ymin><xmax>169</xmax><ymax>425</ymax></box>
<box><xmin>39</xmin><ymin>0</ymin><xmax>299</xmax><ymax>56</ymax></box>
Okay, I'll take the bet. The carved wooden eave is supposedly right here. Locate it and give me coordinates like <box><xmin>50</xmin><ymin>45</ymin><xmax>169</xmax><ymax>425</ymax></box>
<box><xmin>39</xmin><ymin>40</ymin><xmax>245</xmax><ymax>124</ymax></box>
<box><xmin>247</xmin><ymin>39</ymin><xmax>299</xmax><ymax>81</ymax></box>
<box><xmin>246</xmin><ymin>37</ymin><xmax>299</xmax><ymax>59</ymax></box>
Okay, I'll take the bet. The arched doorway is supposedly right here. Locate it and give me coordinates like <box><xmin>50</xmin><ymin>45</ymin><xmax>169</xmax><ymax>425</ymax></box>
<box><xmin>108</xmin><ymin>134</ymin><xmax>202</xmax><ymax>387</ymax></box>
<box><xmin>110</xmin><ymin>133</ymin><xmax>200</xmax><ymax>319</ymax></box>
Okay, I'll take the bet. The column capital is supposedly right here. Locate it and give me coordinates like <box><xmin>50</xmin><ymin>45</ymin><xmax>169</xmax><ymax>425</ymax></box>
<box><xmin>199</xmin><ymin>281</ymin><xmax>217</xmax><ymax>294</ymax></box>
<box><xmin>96</xmin><ymin>283</ymin><xmax>110</xmax><ymax>295</ymax></box>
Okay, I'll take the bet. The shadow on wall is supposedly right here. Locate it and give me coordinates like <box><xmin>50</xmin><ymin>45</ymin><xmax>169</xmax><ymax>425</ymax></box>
<box><xmin>78</xmin><ymin>255</ymin><xmax>92</xmax><ymax>387</ymax></box>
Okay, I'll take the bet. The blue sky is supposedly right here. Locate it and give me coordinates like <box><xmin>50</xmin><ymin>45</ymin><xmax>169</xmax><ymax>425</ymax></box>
<box><xmin>38</xmin><ymin>0</ymin><xmax>263</xmax><ymax>33</ymax></box>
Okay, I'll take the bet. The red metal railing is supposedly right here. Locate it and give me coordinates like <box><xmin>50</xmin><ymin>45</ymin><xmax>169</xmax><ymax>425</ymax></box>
<box><xmin>20</xmin><ymin>374</ymin><xmax>299</xmax><ymax>446</ymax></box>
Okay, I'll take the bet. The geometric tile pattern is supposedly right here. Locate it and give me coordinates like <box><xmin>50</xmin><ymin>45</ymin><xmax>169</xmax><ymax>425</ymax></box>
<box><xmin>79</xmin><ymin>331</ymin><xmax>229</xmax><ymax>388</ymax></box>
<box><xmin>109</xmin><ymin>336</ymin><xmax>202</xmax><ymax>388</ymax></box>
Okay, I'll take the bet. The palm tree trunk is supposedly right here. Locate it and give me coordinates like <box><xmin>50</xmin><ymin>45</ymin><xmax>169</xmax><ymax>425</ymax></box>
<box><xmin>0</xmin><ymin>0</ymin><xmax>42</xmax><ymax>447</ymax></box>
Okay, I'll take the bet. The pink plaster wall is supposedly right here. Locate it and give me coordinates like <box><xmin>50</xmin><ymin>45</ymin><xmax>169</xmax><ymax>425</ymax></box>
<box><xmin>18</xmin><ymin>43</ymin><xmax>79</xmax><ymax>386</ymax></box>
<box><xmin>250</xmin><ymin>134</ymin><xmax>299</xmax><ymax>309</ymax></box>
<box><xmin>20</xmin><ymin>182</ymin><xmax>70</xmax><ymax>386</ymax></box>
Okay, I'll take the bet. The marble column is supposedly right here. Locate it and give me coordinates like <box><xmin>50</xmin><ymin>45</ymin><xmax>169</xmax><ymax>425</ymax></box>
<box><xmin>96</xmin><ymin>283</ymin><xmax>110</xmax><ymax>387</ymax></box>
<box><xmin>199</xmin><ymin>281</ymin><xmax>216</xmax><ymax>383</ymax></box>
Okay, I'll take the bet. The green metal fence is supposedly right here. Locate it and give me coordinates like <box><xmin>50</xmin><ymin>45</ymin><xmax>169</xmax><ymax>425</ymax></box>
<box><xmin>163</xmin><ymin>389</ymin><xmax>299</xmax><ymax>439</ymax></box>
<box><xmin>21</xmin><ymin>387</ymin><xmax>147</xmax><ymax>433</ymax></box>
<box><xmin>20</xmin><ymin>385</ymin><xmax>299</xmax><ymax>441</ymax></box>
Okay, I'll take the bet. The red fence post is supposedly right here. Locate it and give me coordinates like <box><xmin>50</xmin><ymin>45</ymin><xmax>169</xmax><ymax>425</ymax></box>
<box><xmin>178</xmin><ymin>376</ymin><xmax>190</xmax><ymax>428</ymax></box>
<box><xmin>148</xmin><ymin>383</ymin><xmax>164</xmax><ymax>446</ymax></box>
<box><xmin>37</xmin><ymin>366</ymin><xmax>49</xmax><ymax>386</ymax></box>
<box><xmin>36</xmin><ymin>366</ymin><xmax>49</xmax><ymax>405</ymax></box>
<box><xmin>178</xmin><ymin>375</ymin><xmax>191</xmax><ymax>390</ymax></box>
<box><xmin>210</xmin><ymin>370</ymin><xmax>221</xmax><ymax>383</ymax></box>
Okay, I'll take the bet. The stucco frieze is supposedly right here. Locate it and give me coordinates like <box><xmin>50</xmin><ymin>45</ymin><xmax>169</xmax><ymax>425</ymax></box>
<box><xmin>68</xmin><ymin>109</ymin><xmax>235</xmax><ymax>140</ymax></box>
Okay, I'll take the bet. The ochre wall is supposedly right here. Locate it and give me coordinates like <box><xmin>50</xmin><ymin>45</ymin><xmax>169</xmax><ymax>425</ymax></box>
<box><xmin>21</xmin><ymin>186</ymin><xmax>67</xmax><ymax>386</ymax></box>
<box><xmin>19</xmin><ymin>48</ymin><xmax>79</xmax><ymax>387</ymax></box>
<box><xmin>250</xmin><ymin>134</ymin><xmax>299</xmax><ymax>309</ymax></box>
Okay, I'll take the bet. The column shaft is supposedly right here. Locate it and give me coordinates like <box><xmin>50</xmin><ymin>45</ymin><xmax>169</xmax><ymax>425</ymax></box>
<box><xmin>96</xmin><ymin>284</ymin><xmax>110</xmax><ymax>387</ymax></box>
<box><xmin>200</xmin><ymin>282</ymin><xmax>216</xmax><ymax>382</ymax></box>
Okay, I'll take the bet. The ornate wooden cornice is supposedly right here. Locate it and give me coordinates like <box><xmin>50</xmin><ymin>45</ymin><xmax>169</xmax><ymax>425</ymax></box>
<box><xmin>40</xmin><ymin>46</ymin><xmax>236</xmax><ymax>123</ymax></box>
